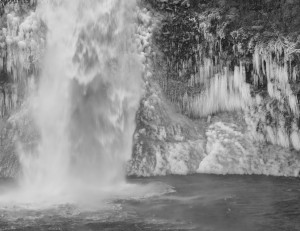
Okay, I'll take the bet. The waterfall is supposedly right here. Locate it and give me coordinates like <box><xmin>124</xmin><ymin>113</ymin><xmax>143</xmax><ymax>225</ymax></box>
<box><xmin>17</xmin><ymin>0</ymin><xmax>142</xmax><ymax>198</ymax></box>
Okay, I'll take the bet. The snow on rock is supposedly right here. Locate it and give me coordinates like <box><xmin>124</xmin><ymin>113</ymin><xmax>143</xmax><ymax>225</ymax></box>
<box><xmin>128</xmin><ymin>83</ymin><xmax>206</xmax><ymax>176</ymax></box>
<box><xmin>198</xmin><ymin>121</ymin><xmax>300</xmax><ymax>177</ymax></box>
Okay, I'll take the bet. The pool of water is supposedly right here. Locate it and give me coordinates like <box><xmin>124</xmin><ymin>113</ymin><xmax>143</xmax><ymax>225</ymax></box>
<box><xmin>0</xmin><ymin>174</ymin><xmax>300</xmax><ymax>231</ymax></box>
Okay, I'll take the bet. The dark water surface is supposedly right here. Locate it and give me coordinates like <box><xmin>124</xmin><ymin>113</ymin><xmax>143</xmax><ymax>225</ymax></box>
<box><xmin>0</xmin><ymin>174</ymin><xmax>300</xmax><ymax>231</ymax></box>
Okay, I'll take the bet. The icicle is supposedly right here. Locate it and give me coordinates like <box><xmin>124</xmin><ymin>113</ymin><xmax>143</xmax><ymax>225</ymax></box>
<box><xmin>292</xmin><ymin>67</ymin><xmax>297</xmax><ymax>81</ymax></box>
<box><xmin>253</xmin><ymin>45</ymin><xmax>261</xmax><ymax>81</ymax></box>
<box><xmin>291</xmin><ymin>121</ymin><xmax>300</xmax><ymax>150</ymax></box>
<box><xmin>277</xmin><ymin>122</ymin><xmax>290</xmax><ymax>148</ymax></box>
<box><xmin>185</xmin><ymin>64</ymin><xmax>251</xmax><ymax>117</ymax></box>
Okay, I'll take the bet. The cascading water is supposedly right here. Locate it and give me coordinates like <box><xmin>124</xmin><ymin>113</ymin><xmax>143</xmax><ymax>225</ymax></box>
<box><xmin>15</xmin><ymin>0</ymin><xmax>142</xmax><ymax>201</ymax></box>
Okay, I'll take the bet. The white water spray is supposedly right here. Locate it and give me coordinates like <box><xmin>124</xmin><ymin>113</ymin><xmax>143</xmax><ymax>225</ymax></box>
<box><xmin>17</xmin><ymin>0</ymin><xmax>142</xmax><ymax>199</ymax></box>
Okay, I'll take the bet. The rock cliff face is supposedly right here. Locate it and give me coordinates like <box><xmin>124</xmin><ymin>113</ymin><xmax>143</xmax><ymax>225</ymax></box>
<box><xmin>128</xmin><ymin>0</ymin><xmax>300</xmax><ymax>176</ymax></box>
<box><xmin>1</xmin><ymin>0</ymin><xmax>300</xmax><ymax>178</ymax></box>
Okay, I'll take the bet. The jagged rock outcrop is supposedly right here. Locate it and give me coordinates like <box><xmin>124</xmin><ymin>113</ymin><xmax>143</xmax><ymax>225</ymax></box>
<box><xmin>129</xmin><ymin>79</ymin><xmax>206</xmax><ymax>176</ymax></box>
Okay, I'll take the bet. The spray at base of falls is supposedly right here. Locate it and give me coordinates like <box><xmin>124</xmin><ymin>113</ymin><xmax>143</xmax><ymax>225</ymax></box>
<box><xmin>12</xmin><ymin>0</ymin><xmax>143</xmax><ymax>201</ymax></box>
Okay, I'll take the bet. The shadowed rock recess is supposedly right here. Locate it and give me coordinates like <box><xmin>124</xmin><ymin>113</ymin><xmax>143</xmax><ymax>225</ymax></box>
<box><xmin>1</xmin><ymin>0</ymin><xmax>300</xmax><ymax>177</ymax></box>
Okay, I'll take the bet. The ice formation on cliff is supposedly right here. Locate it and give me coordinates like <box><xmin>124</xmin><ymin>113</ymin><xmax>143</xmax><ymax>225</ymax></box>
<box><xmin>183</xmin><ymin>65</ymin><xmax>251</xmax><ymax>117</ymax></box>
<box><xmin>198</xmin><ymin>121</ymin><xmax>300</xmax><ymax>176</ymax></box>
<box><xmin>0</xmin><ymin>2</ymin><xmax>44</xmax><ymax>116</ymax></box>
<box><xmin>129</xmin><ymin>0</ymin><xmax>300</xmax><ymax>177</ymax></box>
<box><xmin>1</xmin><ymin>0</ymin><xmax>300</xmax><ymax>179</ymax></box>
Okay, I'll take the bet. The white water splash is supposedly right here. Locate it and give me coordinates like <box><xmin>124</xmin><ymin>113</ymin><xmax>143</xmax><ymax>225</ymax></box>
<box><xmin>15</xmin><ymin>0</ymin><xmax>143</xmax><ymax>201</ymax></box>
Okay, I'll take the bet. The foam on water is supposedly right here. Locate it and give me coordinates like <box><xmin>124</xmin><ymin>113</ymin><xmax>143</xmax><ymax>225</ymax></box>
<box><xmin>0</xmin><ymin>179</ymin><xmax>175</xmax><ymax>210</ymax></box>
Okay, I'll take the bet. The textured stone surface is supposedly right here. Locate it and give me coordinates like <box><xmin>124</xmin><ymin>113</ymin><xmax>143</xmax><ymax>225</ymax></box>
<box><xmin>128</xmin><ymin>0</ymin><xmax>300</xmax><ymax>177</ymax></box>
<box><xmin>128</xmin><ymin>80</ymin><xmax>206</xmax><ymax>176</ymax></box>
